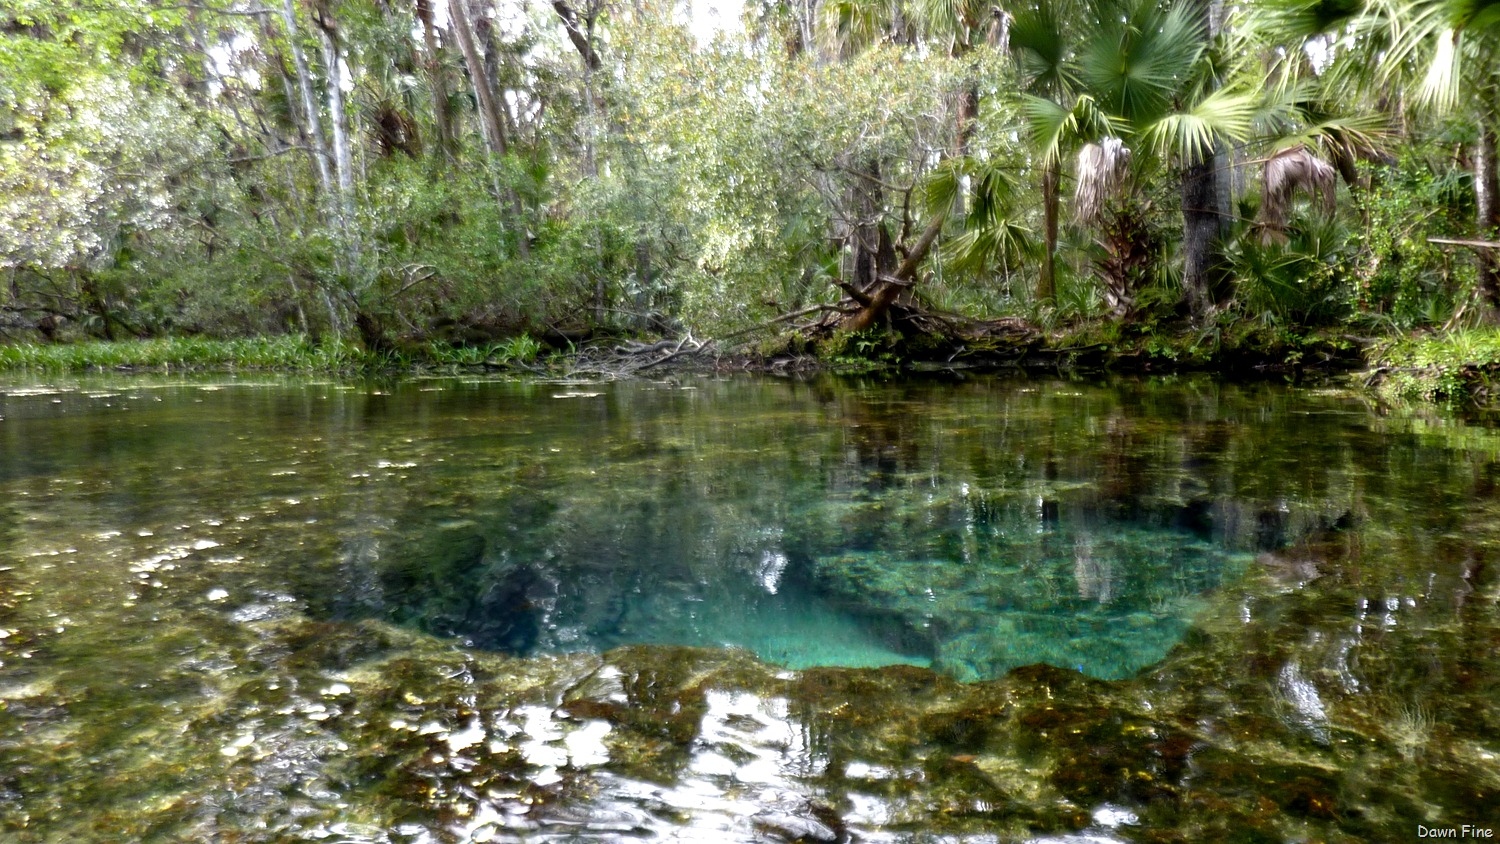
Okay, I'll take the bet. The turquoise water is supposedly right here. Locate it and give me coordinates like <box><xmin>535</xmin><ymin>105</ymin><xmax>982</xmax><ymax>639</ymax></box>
<box><xmin>351</xmin><ymin>474</ymin><xmax>1250</xmax><ymax>680</ymax></box>
<box><xmin>3</xmin><ymin>373</ymin><xmax>1499</xmax><ymax>842</ymax></box>
<box><xmin>0</xmin><ymin>376</ymin><xmax>1248</xmax><ymax>680</ymax></box>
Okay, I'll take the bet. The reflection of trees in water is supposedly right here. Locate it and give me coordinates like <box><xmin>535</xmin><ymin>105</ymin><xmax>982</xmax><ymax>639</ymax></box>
<box><xmin>0</xmin><ymin>502</ymin><xmax>21</xmax><ymax>638</ymax></box>
<box><xmin>303</xmin><ymin>378</ymin><xmax>1500</xmax><ymax>681</ymax></box>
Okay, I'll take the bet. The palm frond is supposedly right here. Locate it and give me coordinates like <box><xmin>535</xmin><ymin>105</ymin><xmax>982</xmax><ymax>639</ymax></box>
<box><xmin>971</xmin><ymin>164</ymin><xmax>1020</xmax><ymax>217</ymax></box>
<box><xmin>915</xmin><ymin>0</ymin><xmax>987</xmax><ymax>42</ymax></box>
<box><xmin>1377</xmin><ymin>0</ymin><xmax>1459</xmax><ymax>106</ymax></box>
<box><xmin>941</xmin><ymin>219</ymin><xmax>1036</xmax><ymax>274</ymax></box>
<box><xmin>1073</xmin><ymin>137</ymin><xmax>1131</xmax><ymax>226</ymax></box>
<box><xmin>1243</xmin><ymin>0</ymin><xmax>1369</xmax><ymax>40</ymax></box>
<box><xmin>1257</xmin><ymin>146</ymin><xmax>1338</xmax><ymax>240</ymax></box>
<box><xmin>1450</xmin><ymin>0</ymin><xmax>1500</xmax><ymax>29</ymax></box>
<box><xmin>819</xmin><ymin>0</ymin><xmax>894</xmax><ymax>55</ymax></box>
<box><xmin>1077</xmin><ymin>0</ymin><xmax>1205</xmax><ymax>122</ymax></box>
<box><xmin>1286</xmin><ymin>112</ymin><xmax>1394</xmax><ymax>160</ymax></box>
<box><xmin>1021</xmin><ymin>93</ymin><xmax>1118</xmax><ymax>165</ymax></box>
<box><xmin>1253</xmin><ymin>77</ymin><xmax>1321</xmax><ymax>136</ymax></box>
<box><xmin>929</xmin><ymin>154</ymin><xmax>1033</xmax><ymax>275</ymax></box>
<box><xmin>1008</xmin><ymin>3</ymin><xmax>1076</xmax><ymax>95</ymax></box>
<box><xmin>1416</xmin><ymin>27</ymin><xmax>1463</xmax><ymax>110</ymax></box>
<box><xmin>1137</xmin><ymin>86</ymin><xmax>1257</xmax><ymax>163</ymax></box>
<box><xmin>1020</xmin><ymin>95</ymin><xmax>1074</xmax><ymax>166</ymax></box>
<box><xmin>922</xmin><ymin>158</ymin><xmax>965</xmax><ymax>217</ymax></box>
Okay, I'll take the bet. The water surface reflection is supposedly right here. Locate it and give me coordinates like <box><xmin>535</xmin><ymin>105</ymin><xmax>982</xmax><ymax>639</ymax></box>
<box><xmin>1</xmin><ymin>373</ymin><xmax>1498</xmax><ymax>842</ymax></box>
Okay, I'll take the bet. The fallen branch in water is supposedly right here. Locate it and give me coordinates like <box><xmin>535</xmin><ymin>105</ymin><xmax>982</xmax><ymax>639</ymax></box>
<box><xmin>563</xmin><ymin>334</ymin><xmax>718</xmax><ymax>377</ymax></box>
<box><xmin>638</xmin><ymin>334</ymin><xmax>713</xmax><ymax>370</ymax></box>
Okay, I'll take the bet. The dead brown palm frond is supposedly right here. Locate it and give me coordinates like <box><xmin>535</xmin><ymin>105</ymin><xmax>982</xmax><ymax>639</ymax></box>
<box><xmin>1073</xmin><ymin>137</ymin><xmax>1131</xmax><ymax>227</ymax></box>
<box><xmin>1256</xmin><ymin>145</ymin><xmax>1336</xmax><ymax>244</ymax></box>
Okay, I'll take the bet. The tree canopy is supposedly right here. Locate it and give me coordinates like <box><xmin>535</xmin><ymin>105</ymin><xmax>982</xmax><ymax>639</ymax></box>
<box><xmin>1</xmin><ymin>0</ymin><xmax>1498</xmax><ymax>351</ymax></box>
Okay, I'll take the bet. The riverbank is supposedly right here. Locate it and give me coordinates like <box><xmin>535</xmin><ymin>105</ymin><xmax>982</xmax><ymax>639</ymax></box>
<box><xmin>4</xmin><ymin>326</ymin><xmax>1500</xmax><ymax>407</ymax></box>
<box><xmin>0</xmin><ymin>334</ymin><xmax>544</xmax><ymax>375</ymax></box>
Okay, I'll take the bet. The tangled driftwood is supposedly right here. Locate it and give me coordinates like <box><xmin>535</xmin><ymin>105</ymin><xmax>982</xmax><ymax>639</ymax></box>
<box><xmin>559</xmin><ymin>335</ymin><xmax>719</xmax><ymax>377</ymax></box>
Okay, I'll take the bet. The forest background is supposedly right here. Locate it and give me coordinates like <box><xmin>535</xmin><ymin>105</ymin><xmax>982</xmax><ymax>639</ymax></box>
<box><xmin>2</xmin><ymin>0</ymin><xmax>1499</xmax><ymax>389</ymax></box>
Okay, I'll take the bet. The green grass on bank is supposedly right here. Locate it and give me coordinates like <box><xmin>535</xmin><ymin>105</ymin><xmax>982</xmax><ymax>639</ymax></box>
<box><xmin>0</xmin><ymin>334</ymin><xmax>544</xmax><ymax>374</ymax></box>
<box><xmin>11</xmin><ymin>328</ymin><xmax>1500</xmax><ymax>409</ymax></box>
<box><xmin>0</xmin><ymin>336</ymin><xmax>369</xmax><ymax>373</ymax></box>
<box><xmin>1368</xmin><ymin>327</ymin><xmax>1500</xmax><ymax>404</ymax></box>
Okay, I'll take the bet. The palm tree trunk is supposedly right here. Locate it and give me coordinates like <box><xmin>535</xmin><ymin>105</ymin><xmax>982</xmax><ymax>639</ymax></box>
<box><xmin>1179</xmin><ymin>0</ymin><xmax>1226</xmax><ymax>322</ymax></box>
<box><xmin>1038</xmin><ymin>157</ymin><xmax>1058</xmax><ymax>302</ymax></box>
<box><xmin>1181</xmin><ymin>153</ymin><xmax>1224</xmax><ymax>318</ymax></box>
<box><xmin>953</xmin><ymin>86</ymin><xmax>979</xmax><ymax>218</ymax></box>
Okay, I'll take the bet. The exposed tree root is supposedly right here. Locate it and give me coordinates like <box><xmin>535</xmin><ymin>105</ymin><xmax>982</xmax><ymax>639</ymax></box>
<box><xmin>788</xmin><ymin>296</ymin><xmax>1043</xmax><ymax>358</ymax></box>
<box><xmin>556</xmin><ymin>297</ymin><xmax>1045</xmax><ymax>377</ymax></box>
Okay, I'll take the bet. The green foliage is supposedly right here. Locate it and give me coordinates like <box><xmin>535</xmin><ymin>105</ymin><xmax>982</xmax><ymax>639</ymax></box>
<box><xmin>1351</xmin><ymin>151</ymin><xmax>1477</xmax><ymax>329</ymax></box>
<box><xmin>1372</xmin><ymin>328</ymin><xmax>1500</xmax><ymax>403</ymax></box>
<box><xmin>931</xmin><ymin>156</ymin><xmax>1037</xmax><ymax>279</ymax></box>
<box><xmin>0</xmin><ymin>336</ymin><xmax>369</xmax><ymax>372</ymax></box>
<box><xmin>422</xmin><ymin>334</ymin><xmax>543</xmax><ymax>368</ymax></box>
<box><xmin>1225</xmin><ymin>210</ymin><xmax>1357</xmax><ymax>326</ymax></box>
<box><xmin>817</xmin><ymin>328</ymin><xmax>903</xmax><ymax>369</ymax></box>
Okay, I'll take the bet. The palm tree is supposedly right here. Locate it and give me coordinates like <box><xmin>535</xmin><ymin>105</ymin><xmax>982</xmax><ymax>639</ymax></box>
<box><xmin>1008</xmin><ymin>0</ymin><xmax>1078</xmax><ymax>302</ymax></box>
<box><xmin>1011</xmin><ymin>0</ymin><xmax>1256</xmax><ymax>318</ymax></box>
<box><xmin>1247</xmin><ymin>0</ymin><xmax>1500</xmax><ymax>307</ymax></box>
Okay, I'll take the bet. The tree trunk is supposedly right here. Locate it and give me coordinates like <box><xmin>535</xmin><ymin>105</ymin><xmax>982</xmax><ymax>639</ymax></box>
<box><xmin>634</xmin><ymin>241</ymin><xmax>652</xmax><ymax>332</ymax></box>
<box><xmin>447</xmin><ymin>0</ymin><xmax>508</xmax><ymax>158</ymax></box>
<box><xmin>1098</xmin><ymin>202</ymin><xmax>1154</xmax><ymax>319</ymax></box>
<box><xmin>1180</xmin><ymin>153</ymin><xmax>1224</xmax><ymax>318</ymax></box>
<box><xmin>314</xmin><ymin>14</ymin><xmax>359</xmax><ymax>271</ymax></box>
<box><xmin>1037</xmin><ymin>157</ymin><xmax>1058</xmax><ymax>302</ymax></box>
<box><xmin>551</xmin><ymin>0</ymin><xmax>602</xmax><ymax>70</ymax></box>
<box><xmin>415</xmin><ymin>0</ymin><xmax>455</xmax><ymax>163</ymax></box>
<box><xmin>277</xmin><ymin>0</ymin><xmax>333</xmax><ymax>198</ymax></box>
<box><xmin>553</xmin><ymin>1</ymin><xmax>602</xmax><ymax>177</ymax></box>
<box><xmin>477</xmin><ymin>14</ymin><xmax>514</xmax><ymax>155</ymax></box>
<box><xmin>1478</xmin><ymin>112</ymin><xmax>1500</xmax><ymax>310</ymax></box>
<box><xmin>320</xmin><ymin>30</ymin><xmax>353</xmax><ymax>218</ymax></box>
<box><xmin>79</xmin><ymin>273</ymin><xmax>118</xmax><ymax>341</ymax></box>
<box><xmin>952</xmin><ymin>85</ymin><xmax>979</xmax><ymax>218</ymax></box>
<box><xmin>840</xmin><ymin>209</ymin><xmax>948</xmax><ymax>332</ymax></box>
<box><xmin>1179</xmin><ymin>0</ymin><xmax>1227</xmax><ymax>322</ymax></box>
<box><xmin>845</xmin><ymin>157</ymin><xmax>889</xmax><ymax>295</ymax></box>
<box><xmin>956</xmin><ymin>87</ymin><xmax>979</xmax><ymax>158</ymax></box>
<box><xmin>447</xmin><ymin>0</ymin><xmax>529</xmax><ymax>257</ymax></box>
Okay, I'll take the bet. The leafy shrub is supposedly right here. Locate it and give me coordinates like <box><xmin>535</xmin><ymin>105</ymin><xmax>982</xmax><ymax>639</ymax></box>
<box><xmin>1351</xmin><ymin>152</ymin><xmax>1475</xmax><ymax>329</ymax></box>
<box><xmin>1225</xmin><ymin>211</ymin><xmax>1355</xmax><ymax>326</ymax></box>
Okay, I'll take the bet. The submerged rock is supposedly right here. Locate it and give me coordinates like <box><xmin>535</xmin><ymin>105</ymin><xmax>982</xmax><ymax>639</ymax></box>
<box><xmin>750</xmin><ymin>803</ymin><xmax>844</xmax><ymax>843</ymax></box>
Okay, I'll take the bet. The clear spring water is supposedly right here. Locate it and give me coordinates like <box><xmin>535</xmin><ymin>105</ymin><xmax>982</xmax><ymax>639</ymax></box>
<box><xmin>4</xmin><ymin>375</ymin><xmax>1251</xmax><ymax>681</ymax></box>
<box><xmin>3</xmin><ymin>373</ymin><xmax>1498</xmax><ymax>842</ymax></box>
